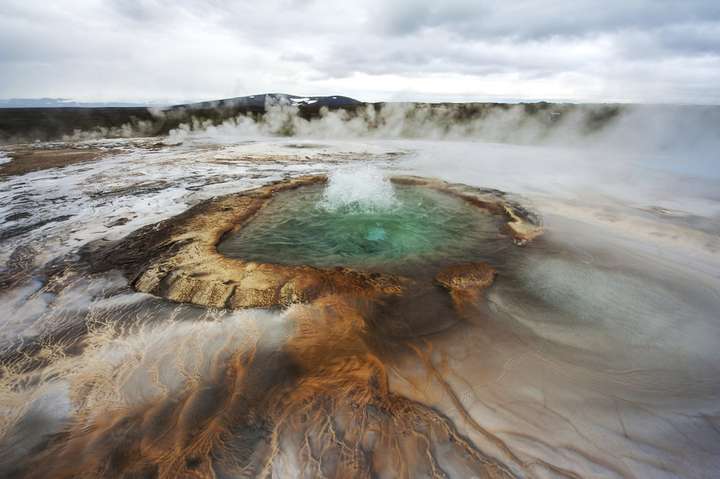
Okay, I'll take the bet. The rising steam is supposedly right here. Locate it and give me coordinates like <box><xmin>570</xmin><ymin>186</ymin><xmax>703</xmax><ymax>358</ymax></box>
<box><xmin>162</xmin><ymin>100</ymin><xmax>720</xmax><ymax>165</ymax></box>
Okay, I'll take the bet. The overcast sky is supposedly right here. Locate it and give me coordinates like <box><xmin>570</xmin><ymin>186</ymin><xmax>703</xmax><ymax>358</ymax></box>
<box><xmin>1</xmin><ymin>0</ymin><xmax>719</xmax><ymax>104</ymax></box>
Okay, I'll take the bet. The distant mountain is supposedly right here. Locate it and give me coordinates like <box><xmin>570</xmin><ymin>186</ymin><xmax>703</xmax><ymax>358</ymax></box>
<box><xmin>0</xmin><ymin>93</ymin><xmax>366</xmax><ymax>142</ymax></box>
<box><xmin>177</xmin><ymin>93</ymin><xmax>361</xmax><ymax>110</ymax></box>
<box><xmin>0</xmin><ymin>94</ymin><xmax>361</xmax><ymax>110</ymax></box>
<box><xmin>0</xmin><ymin>98</ymin><xmax>155</xmax><ymax>108</ymax></box>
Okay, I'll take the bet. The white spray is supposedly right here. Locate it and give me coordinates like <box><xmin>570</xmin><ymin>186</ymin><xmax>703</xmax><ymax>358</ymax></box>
<box><xmin>319</xmin><ymin>164</ymin><xmax>398</xmax><ymax>212</ymax></box>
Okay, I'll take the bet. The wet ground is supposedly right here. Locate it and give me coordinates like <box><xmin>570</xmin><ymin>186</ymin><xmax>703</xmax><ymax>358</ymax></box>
<box><xmin>0</xmin><ymin>136</ymin><xmax>719</xmax><ymax>478</ymax></box>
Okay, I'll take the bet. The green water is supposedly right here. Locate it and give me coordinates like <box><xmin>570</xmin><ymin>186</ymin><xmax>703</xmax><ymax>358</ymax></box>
<box><xmin>218</xmin><ymin>185</ymin><xmax>507</xmax><ymax>271</ymax></box>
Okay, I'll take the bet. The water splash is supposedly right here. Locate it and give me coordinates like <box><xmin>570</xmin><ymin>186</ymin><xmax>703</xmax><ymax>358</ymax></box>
<box><xmin>319</xmin><ymin>165</ymin><xmax>398</xmax><ymax>212</ymax></box>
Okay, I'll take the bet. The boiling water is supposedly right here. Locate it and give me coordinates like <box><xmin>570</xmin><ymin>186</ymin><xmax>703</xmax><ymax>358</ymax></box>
<box><xmin>319</xmin><ymin>165</ymin><xmax>399</xmax><ymax>212</ymax></box>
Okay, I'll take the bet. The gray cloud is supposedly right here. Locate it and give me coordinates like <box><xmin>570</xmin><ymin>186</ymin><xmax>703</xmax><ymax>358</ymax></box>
<box><xmin>0</xmin><ymin>0</ymin><xmax>718</xmax><ymax>104</ymax></box>
<box><xmin>374</xmin><ymin>1</ymin><xmax>720</xmax><ymax>40</ymax></box>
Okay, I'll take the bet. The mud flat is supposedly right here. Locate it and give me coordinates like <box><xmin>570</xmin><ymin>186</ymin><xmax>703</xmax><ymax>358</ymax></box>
<box><xmin>0</xmin><ymin>147</ymin><xmax>115</xmax><ymax>177</ymax></box>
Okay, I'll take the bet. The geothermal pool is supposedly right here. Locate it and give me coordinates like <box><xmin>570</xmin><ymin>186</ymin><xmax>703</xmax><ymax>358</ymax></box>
<box><xmin>218</xmin><ymin>180</ymin><xmax>506</xmax><ymax>272</ymax></box>
<box><xmin>0</xmin><ymin>137</ymin><xmax>719</xmax><ymax>479</ymax></box>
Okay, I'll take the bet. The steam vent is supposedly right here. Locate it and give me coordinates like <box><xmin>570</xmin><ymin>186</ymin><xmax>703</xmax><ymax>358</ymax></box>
<box><xmin>91</xmin><ymin>175</ymin><xmax>542</xmax><ymax>314</ymax></box>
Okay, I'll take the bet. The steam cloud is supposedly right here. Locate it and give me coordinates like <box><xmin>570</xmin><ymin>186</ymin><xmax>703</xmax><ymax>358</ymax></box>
<box><xmin>163</xmin><ymin>100</ymin><xmax>720</xmax><ymax>165</ymax></box>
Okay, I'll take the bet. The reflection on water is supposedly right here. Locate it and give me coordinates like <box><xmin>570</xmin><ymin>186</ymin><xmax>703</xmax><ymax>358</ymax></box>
<box><xmin>0</xmin><ymin>138</ymin><xmax>719</xmax><ymax>478</ymax></box>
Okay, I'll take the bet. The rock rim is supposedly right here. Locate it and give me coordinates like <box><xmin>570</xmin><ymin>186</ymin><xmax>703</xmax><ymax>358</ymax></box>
<box><xmin>435</xmin><ymin>262</ymin><xmax>497</xmax><ymax>312</ymax></box>
<box><xmin>86</xmin><ymin>174</ymin><xmax>542</xmax><ymax>310</ymax></box>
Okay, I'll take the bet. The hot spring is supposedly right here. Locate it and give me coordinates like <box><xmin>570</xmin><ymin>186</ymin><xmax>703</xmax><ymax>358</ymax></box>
<box><xmin>217</xmin><ymin>181</ymin><xmax>507</xmax><ymax>274</ymax></box>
